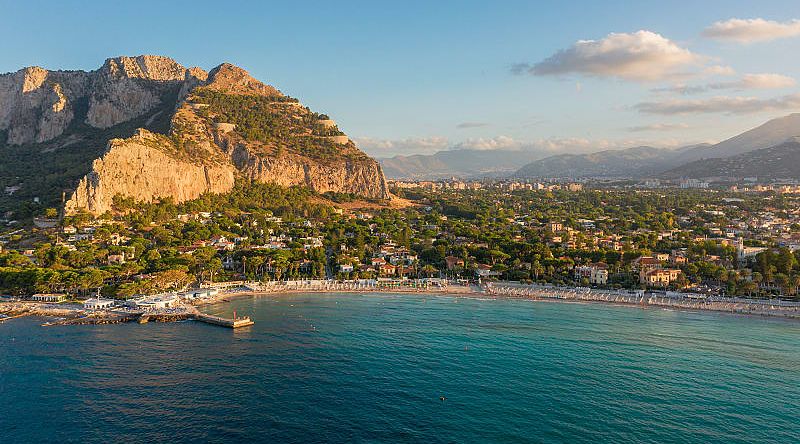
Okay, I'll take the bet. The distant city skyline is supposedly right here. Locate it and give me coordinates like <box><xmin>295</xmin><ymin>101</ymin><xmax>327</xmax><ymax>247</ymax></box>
<box><xmin>2</xmin><ymin>0</ymin><xmax>800</xmax><ymax>157</ymax></box>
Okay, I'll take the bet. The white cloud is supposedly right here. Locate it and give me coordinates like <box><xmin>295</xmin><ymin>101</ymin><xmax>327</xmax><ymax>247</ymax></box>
<box><xmin>627</xmin><ymin>123</ymin><xmax>690</xmax><ymax>132</ymax></box>
<box><xmin>456</xmin><ymin>122</ymin><xmax>490</xmax><ymax>129</ymax></box>
<box><xmin>653</xmin><ymin>73</ymin><xmax>796</xmax><ymax>95</ymax></box>
<box><xmin>453</xmin><ymin>135</ymin><xmax>519</xmax><ymax>150</ymax></box>
<box><xmin>704</xmin><ymin>18</ymin><xmax>800</xmax><ymax>43</ymax></box>
<box><xmin>737</xmin><ymin>73</ymin><xmax>797</xmax><ymax>89</ymax></box>
<box><xmin>635</xmin><ymin>93</ymin><xmax>800</xmax><ymax>115</ymax></box>
<box><xmin>354</xmin><ymin>136</ymin><xmax>449</xmax><ymax>157</ymax></box>
<box><xmin>703</xmin><ymin>65</ymin><xmax>736</xmax><ymax>76</ymax></box>
<box><xmin>520</xmin><ymin>30</ymin><xmax>703</xmax><ymax>81</ymax></box>
<box><xmin>360</xmin><ymin>134</ymin><xmax>687</xmax><ymax>157</ymax></box>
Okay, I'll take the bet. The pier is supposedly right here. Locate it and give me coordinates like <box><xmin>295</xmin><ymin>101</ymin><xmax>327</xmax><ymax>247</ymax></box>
<box><xmin>194</xmin><ymin>312</ymin><xmax>254</xmax><ymax>328</ymax></box>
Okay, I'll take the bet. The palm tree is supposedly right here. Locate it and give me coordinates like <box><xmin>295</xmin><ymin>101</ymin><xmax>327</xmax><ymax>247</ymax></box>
<box><xmin>792</xmin><ymin>274</ymin><xmax>800</xmax><ymax>297</ymax></box>
<box><xmin>421</xmin><ymin>264</ymin><xmax>437</xmax><ymax>277</ymax></box>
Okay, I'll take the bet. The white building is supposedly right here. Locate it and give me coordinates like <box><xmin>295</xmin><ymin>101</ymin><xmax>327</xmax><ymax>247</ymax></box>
<box><xmin>132</xmin><ymin>294</ymin><xmax>180</xmax><ymax>310</ymax></box>
<box><xmin>180</xmin><ymin>289</ymin><xmax>219</xmax><ymax>300</ymax></box>
<box><xmin>680</xmin><ymin>179</ymin><xmax>709</xmax><ymax>189</ymax></box>
<box><xmin>83</xmin><ymin>298</ymin><xmax>115</xmax><ymax>310</ymax></box>
<box><xmin>574</xmin><ymin>264</ymin><xmax>609</xmax><ymax>285</ymax></box>
<box><xmin>736</xmin><ymin>238</ymin><xmax>767</xmax><ymax>264</ymax></box>
<box><xmin>31</xmin><ymin>293</ymin><xmax>67</xmax><ymax>303</ymax></box>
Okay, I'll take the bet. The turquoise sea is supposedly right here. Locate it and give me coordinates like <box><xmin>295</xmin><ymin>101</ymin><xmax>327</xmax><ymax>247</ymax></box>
<box><xmin>2</xmin><ymin>292</ymin><xmax>799</xmax><ymax>443</ymax></box>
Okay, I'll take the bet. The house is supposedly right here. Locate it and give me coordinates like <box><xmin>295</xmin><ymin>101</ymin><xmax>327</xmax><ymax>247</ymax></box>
<box><xmin>181</xmin><ymin>288</ymin><xmax>219</xmax><ymax>300</ymax></box>
<box><xmin>215</xmin><ymin>241</ymin><xmax>236</xmax><ymax>251</ymax></box>
<box><xmin>223</xmin><ymin>256</ymin><xmax>239</xmax><ymax>270</ymax></box>
<box><xmin>83</xmin><ymin>298</ymin><xmax>115</xmax><ymax>310</ymax></box>
<box><xmin>31</xmin><ymin>293</ymin><xmax>67</xmax><ymax>303</ymax></box>
<box><xmin>379</xmin><ymin>263</ymin><xmax>397</xmax><ymax>276</ymax></box>
<box><xmin>574</xmin><ymin>263</ymin><xmax>609</xmax><ymax>285</ymax></box>
<box><xmin>547</xmin><ymin>222</ymin><xmax>563</xmax><ymax>232</ymax></box>
<box><xmin>475</xmin><ymin>264</ymin><xmax>501</xmax><ymax>278</ymax></box>
<box><xmin>107</xmin><ymin>254</ymin><xmax>126</xmax><ymax>265</ymax></box>
<box><xmin>297</xmin><ymin>260</ymin><xmax>314</xmax><ymax>274</ymax></box>
<box><xmin>670</xmin><ymin>252</ymin><xmax>688</xmax><ymax>265</ymax></box>
<box><xmin>445</xmin><ymin>256</ymin><xmax>465</xmax><ymax>270</ymax></box>
<box><xmin>640</xmin><ymin>269</ymin><xmax>682</xmax><ymax>287</ymax></box>
<box><xmin>339</xmin><ymin>264</ymin><xmax>354</xmax><ymax>273</ymax></box>
<box><xmin>371</xmin><ymin>257</ymin><xmax>387</xmax><ymax>267</ymax></box>
<box><xmin>632</xmin><ymin>256</ymin><xmax>660</xmax><ymax>272</ymax></box>
<box><xmin>109</xmin><ymin>233</ymin><xmax>129</xmax><ymax>246</ymax></box>
<box><xmin>132</xmin><ymin>294</ymin><xmax>179</xmax><ymax>310</ymax></box>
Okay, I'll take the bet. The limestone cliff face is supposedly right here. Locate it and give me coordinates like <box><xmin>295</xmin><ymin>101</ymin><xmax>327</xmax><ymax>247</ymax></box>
<box><xmin>0</xmin><ymin>67</ymin><xmax>90</xmax><ymax>144</ymax></box>
<box><xmin>0</xmin><ymin>55</ymin><xmax>199</xmax><ymax>144</ymax></box>
<box><xmin>65</xmin><ymin>129</ymin><xmax>236</xmax><ymax>215</ymax></box>
<box><xmin>85</xmin><ymin>56</ymin><xmax>192</xmax><ymax>128</ymax></box>
<box><xmin>230</xmin><ymin>143</ymin><xmax>389</xmax><ymax>198</ymax></box>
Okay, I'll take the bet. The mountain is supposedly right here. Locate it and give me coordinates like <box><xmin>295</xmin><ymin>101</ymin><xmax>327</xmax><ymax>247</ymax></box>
<box><xmin>513</xmin><ymin>146</ymin><xmax>694</xmax><ymax>179</ymax></box>
<box><xmin>662</xmin><ymin>138</ymin><xmax>800</xmax><ymax>180</ymax></box>
<box><xmin>0</xmin><ymin>55</ymin><xmax>388</xmax><ymax>216</ymax></box>
<box><xmin>514</xmin><ymin>113</ymin><xmax>800</xmax><ymax>180</ymax></box>
<box><xmin>379</xmin><ymin>149</ymin><xmax>552</xmax><ymax>179</ymax></box>
<box><xmin>676</xmin><ymin>113</ymin><xmax>800</xmax><ymax>162</ymax></box>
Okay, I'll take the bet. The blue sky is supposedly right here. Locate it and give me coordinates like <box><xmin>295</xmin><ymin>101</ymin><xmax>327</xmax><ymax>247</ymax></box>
<box><xmin>2</xmin><ymin>0</ymin><xmax>800</xmax><ymax>157</ymax></box>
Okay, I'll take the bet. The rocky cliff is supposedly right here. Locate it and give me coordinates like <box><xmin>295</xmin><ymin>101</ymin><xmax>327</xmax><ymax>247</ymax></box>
<box><xmin>0</xmin><ymin>55</ymin><xmax>202</xmax><ymax>145</ymax></box>
<box><xmin>0</xmin><ymin>55</ymin><xmax>390</xmax><ymax>215</ymax></box>
<box><xmin>64</xmin><ymin>129</ymin><xmax>236</xmax><ymax>215</ymax></box>
<box><xmin>230</xmin><ymin>143</ymin><xmax>389</xmax><ymax>198</ymax></box>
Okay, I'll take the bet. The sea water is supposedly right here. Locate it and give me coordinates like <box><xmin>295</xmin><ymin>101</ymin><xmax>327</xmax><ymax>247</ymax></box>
<box><xmin>2</xmin><ymin>293</ymin><xmax>799</xmax><ymax>443</ymax></box>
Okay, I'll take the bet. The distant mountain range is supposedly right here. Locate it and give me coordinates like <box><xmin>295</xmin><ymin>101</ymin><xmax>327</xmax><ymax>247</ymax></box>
<box><xmin>674</xmin><ymin>113</ymin><xmax>800</xmax><ymax>162</ymax></box>
<box><xmin>515</xmin><ymin>113</ymin><xmax>800</xmax><ymax>180</ymax></box>
<box><xmin>513</xmin><ymin>145</ymin><xmax>689</xmax><ymax>179</ymax></box>
<box><xmin>380</xmin><ymin>113</ymin><xmax>800</xmax><ymax>181</ymax></box>
<box><xmin>379</xmin><ymin>149</ymin><xmax>551</xmax><ymax>179</ymax></box>
<box><xmin>662</xmin><ymin>138</ymin><xmax>800</xmax><ymax>180</ymax></box>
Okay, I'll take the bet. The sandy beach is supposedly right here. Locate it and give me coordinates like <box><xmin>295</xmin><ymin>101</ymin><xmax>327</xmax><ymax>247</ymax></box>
<box><xmin>4</xmin><ymin>281</ymin><xmax>800</xmax><ymax>327</ymax></box>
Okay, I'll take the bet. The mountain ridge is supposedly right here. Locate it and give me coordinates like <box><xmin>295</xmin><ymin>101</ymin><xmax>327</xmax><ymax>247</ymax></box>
<box><xmin>514</xmin><ymin>114</ymin><xmax>800</xmax><ymax>180</ymax></box>
<box><xmin>0</xmin><ymin>55</ymin><xmax>389</xmax><ymax>217</ymax></box>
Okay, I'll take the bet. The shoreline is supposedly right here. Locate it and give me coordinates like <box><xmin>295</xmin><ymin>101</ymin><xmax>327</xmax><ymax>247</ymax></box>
<box><xmin>200</xmin><ymin>283</ymin><xmax>800</xmax><ymax>321</ymax></box>
<box><xmin>3</xmin><ymin>283</ymin><xmax>800</xmax><ymax>327</ymax></box>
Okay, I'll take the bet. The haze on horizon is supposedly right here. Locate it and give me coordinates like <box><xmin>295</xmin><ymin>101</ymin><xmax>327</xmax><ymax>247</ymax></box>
<box><xmin>3</xmin><ymin>0</ymin><xmax>800</xmax><ymax>158</ymax></box>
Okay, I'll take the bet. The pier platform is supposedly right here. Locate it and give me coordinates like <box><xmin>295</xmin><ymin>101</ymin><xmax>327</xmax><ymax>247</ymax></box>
<box><xmin>194</xmin><ymin>313</ymin><xmax>254</xmax><ymax>328</ymax></box>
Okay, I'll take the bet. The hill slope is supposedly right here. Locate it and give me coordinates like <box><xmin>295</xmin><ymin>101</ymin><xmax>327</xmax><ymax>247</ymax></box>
<box><xmin>514</xmin><ymin>113</ymin><xmax>800</xmax><ymax>180</ymax></box>
<box><xmin>677</xmin><ymin>113</ymin><xmax>800</xmax><ymax>162</ymax></box>
<box><xmin>662</xmin><ymin>139</ymin><xmax>800</xmax><ymax>180</ymax></box>
<box><xmin>514</xmin><ymin>146</ymin><xmax>690</xmax><ymax>178</ymax></box>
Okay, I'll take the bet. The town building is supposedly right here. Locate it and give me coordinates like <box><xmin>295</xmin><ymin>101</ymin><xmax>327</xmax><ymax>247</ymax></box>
<box><xmin>132</xmin><ymin>294</ymin><xmax>180</xmax><ymax>310</ymax></box>
<box><xmin>31</xmin><ymin>293</ymin><xmax>67</xmax><ymax>303</ymax></box>
<box><xmin>445</xmin><ymin>256</ymin><xmax>465</xmax><ymax>270</ymax></box>
<box><xmin>574</xmin><ymin>263</ymin><xmax>609</xmax><ymax>285</ymax></box>
<box><xmin>475</xmin><ymin>264</ymin><xmax>501</xmax><ymax>278</ymax></box>
<box><xmin>83</xmin><ymin>298</ymin><xmax>115</xmax><ymax>310</ymax></box>
<box><xmin>640</xmin><ymin>269</ymin><xmax>682</xmax><ymax>287</ymax></box>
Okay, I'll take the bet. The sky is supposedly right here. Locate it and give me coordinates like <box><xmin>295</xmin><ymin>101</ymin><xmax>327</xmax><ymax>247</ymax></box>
<box><xmin>2</xmin><ymin>0</ymin><xmax>800</xmax><ymax>158</ymax></box>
